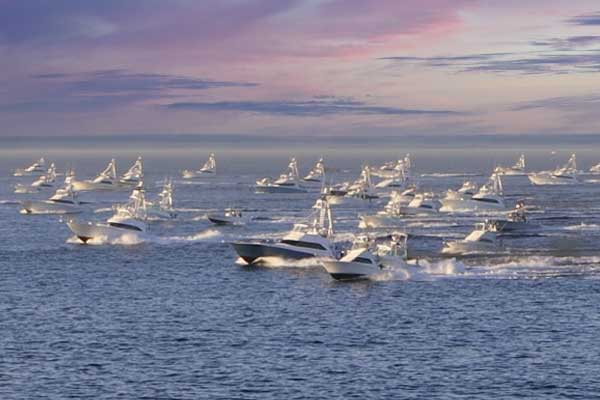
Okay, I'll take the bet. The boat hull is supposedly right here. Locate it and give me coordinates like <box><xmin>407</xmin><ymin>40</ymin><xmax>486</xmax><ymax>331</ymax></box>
<box><xmin>13</xmin><ymin>170</ymin><xmax>45</xmax><ymax>177</ymax></box>
<box><xmin>440</xmin><ymin>198</ymin><xmax>505</xmax><ymax>212</ymax></box>
<box><xmin>71</xmin><ymin>180</ymin><xmax>128</xmax><ymax>192</ymax></box>
<box><xmin>442</xmin><ymin>241</ymin><xmax>497</xmax><ymax>255</ymax></box>
<box><xmin>21</xmin><ymin>200</ymin><xmax>82</xmax><ymax>215</ymax></box>
<box><xmin>321</xmin><ymin>260</ymin><xmax>380</xmax><ymax>280</ymax></box>
<box><xmin>67</xmin><ymin>220</ymin><xmax>144</xmax><ymax>243</ymax></box>
<box><xmin>359</xmin><ymin>215</ymin><xmax>402</xmax><ymax>228</ymax></box>
<box><xmin>255</xmin><ymin>185</ymin><xmax>307</xmax><ymax>194</ymax></box>
<box><xmin>207</xmin><ymin>215</ymin><xmax>245</xmax><ymax>225</ymax></box>
<box><xmin>182</xmin><ymin>170</ymin><xmax>215</xmax><ymax>179</ymax></box>
<box><xmin>231</xmin><ymin>241</ymin><xmax>323</xmax><ymax>264</ymax></box>
<box><xmin>528</xmin><ymin>174</ymin><xmax>580</xmax><ymax>186</ymax></box>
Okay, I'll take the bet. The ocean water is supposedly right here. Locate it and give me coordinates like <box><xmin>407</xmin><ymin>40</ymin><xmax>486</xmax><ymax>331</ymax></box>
<box><xmin>2</xmin><ymin>137</ymin><xmax>600</xmax><ymax>399</ymax></box>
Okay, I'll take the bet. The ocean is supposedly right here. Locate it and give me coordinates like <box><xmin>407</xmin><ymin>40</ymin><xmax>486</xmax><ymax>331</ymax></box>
<box><xmin>2</xmin><ymin>134</ymin><xmax>600</xmax><ymax>399</ymax></box>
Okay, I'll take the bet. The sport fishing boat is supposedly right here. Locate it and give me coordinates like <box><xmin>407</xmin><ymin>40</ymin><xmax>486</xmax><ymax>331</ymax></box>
<box><xmin>207</xmin><ymin>208</ymin><xmax>248</xmax><ymax>225</ymax></box>
<box><xmin>486</xmin><ymin>201</ymin><xmax>539</xmax><ymax>233</ymax></box>
<box><xmin>590</xmin><ymin>163</ymin><xmax>600</xmax><ymax>173</ymax></box>
<box><xmin>345</xmin><ymin>166</ymin><xmax>379</xmax><ymax>200</ymax></box>
<box><xmin>494</xmin><ymin>154</ymin><xmax>526</xmax><ymax>176</ymax></box>
<box><xmin>358</xmin><ymin>187</ymin><xmax>416</xmax><ymax>228</ymax></box>
<box><xmin>441</xmin><ymin>174</ymin><xmax>506</xmax><ymax>212</ymax></box>
<box><xmin>528</xmin><ymin>154</ymin><xmax>580</xmax><ymax>185</ymax></box>
<box><xmin>303</xmin><ymin>157</ymin><xmax>325</xmax><ymax>183</ymax></box>
<box><xmin>255</xmin><ymin>158</ymin><xmax>307</xmax><ymax>193</ymax></box>
<box><xmin>321</xmin><ymin>233</ymin><xmax>417</xmax><ymax>280</ymax></box>
<box><xmin>374</xmin><ymin>154</ymin><xmax>412</xmax><ymax>189</ymax></box>
<box><xmin>71</xmin><ymin>159</ymin><xmax>125</xmax><ymax>192</ymax></box>
<box><xmin>400</xmin><ymin>193</ymin><xmax>441</xmax><ymax>215</ymax></box>
<box><xmin>231</xmin><ymin>198</ymin><xmax>336</xmax><ymax>264</ymax></box>
<box><xmin>146</xmin><ymin>179</ymin><xmax>176</xmax><ymax>219</ymax></box>
<box><xmin>119</xmin><ymin>156</ymin><xmax>144</xmax><ymax>186</ymax></box>
<box><xmin>67</xmin><ymin>184</ymin><xmax>147</xmax><ymax>243</ymax></box>
<box><xmin>442</xmin><ymin>222</ymin><xmax>500</xmax><ymax>255</ymax></box>
<box><xmin>21</xmin><ymin>173</ymin><xmax>83</xmax><ymax>215</ymax></box>
<box><xmin>14</xmin><ymin>163</ymin><xmax>58</xmax><ymax>193</ymax></box>
<box><xmin>182</xmin><ymin>153</ymin><xmax>216</xmax><ymax>178</ymax></box>
<box><xmin>378</xmin><ymin>154</ymin><xmax>412</xmax><ymax>172</ymax></box>
<box><xmin>13</xmin><ymin>158</ymin><xmax>47</xmax><ymax>177</ymax></box>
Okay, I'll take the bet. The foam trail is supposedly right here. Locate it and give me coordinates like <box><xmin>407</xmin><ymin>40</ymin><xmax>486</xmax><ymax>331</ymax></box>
<box><xmin>372</xmin><ymin>258</ymin><xmax>467</xmax><ymax>282</ymax></box>
<box><xmin>66</xmin><ymin>233</ymin><xmax>144</xmax><ymax>246</ymax></box>
<box><xmin>564</xmin><ymin>223</ymin><xmax>600</xmax><ymax>231</ymax></box>
<box><xmin>156</xmin><ymin>229</ymin><xmax>223</xmax><ymax>244</ymax></box>
<box><xmin>66</xmin><ymin>229</ymin><xmax>223</xmax><ymax>246</ymax></box>
<box><xmin>94</xmin><ymin>207</ymin><xmax>113</xmax><ymax>213</ymax></box>
<box><xmin>236</xmin><ymin>256</ymin><xmax>324</xmax><ymax>268</ymax></box>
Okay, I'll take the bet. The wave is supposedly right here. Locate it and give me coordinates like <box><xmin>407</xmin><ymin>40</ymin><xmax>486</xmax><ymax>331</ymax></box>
<box><xmin>93</xmin><ymin>207</ymin><xmax>113</xmax><ymax>213</ymax></box>
<box><xmin>371</xmin><ymin>258</ymin><xmax>467</xmax><ymax>281</ymax></box>
<box><xmin>461</xmin><ymin>255</ymin><xmax>600</xmax><ymax>279</ymax></box>
<box><xmin>66</xmin><ymin>228</ymin><xmax>224</xmax><ymax>246</ymax></box>
<box><xmin>236</xmin><ymin>256</ymin><xmax>323</xmax><ymax>268</ymax></box>
<box><xmin>564</xmin><ymin>223</ymin><xmax>600</xmax><ymax>232</ymax></box>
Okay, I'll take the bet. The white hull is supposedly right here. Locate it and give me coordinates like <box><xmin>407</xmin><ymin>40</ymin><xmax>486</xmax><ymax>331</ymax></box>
<box><xmin>528</xmin><ymin>173</ymin><xmax>580</xmax><ymax>186</ymax></box>
<box><xmin>67</xmin><ymin>220</ymin><xmax>144</xmax><ymax>243</ymax></box>
<box><xmin>375</xmin><ymin>179</ymin><xmax>405</xmax><ymax>189</ymax></box>
<box><xmin>21</xmin><ymin>200</ymin><xmax>82</xmax><ymax>215</ymax></box>
<box><xmin>14</xmin><ymin>185</ymin><xmax>39</xmax><ymax>194</ymax></box>
<box><xmin>399</xmin><ymin>206</ymin><xmax>439</xmax><ymax>215</ymax></box>
<box><xmin>255</xmin><ymin>185</ymin><xmax>307</xmax><ymax>194</ymax></box>
<box><xmin>13</xmin><ymin>170</ymin><xmax>45</xmax><ymax>177</ymax></box>
<box><xmin>440</xmin><ymin>198</ymin><xmax>505</xmax><ymax>212</ymax></box>
<box><xmin>359</xmin><ymin>214</ymin><xmax>402</xmax><ymax>228</ymax></box>
<box><xmin>496</xmin><ymin>170</ymin><xmax>526</xmax><ymax>176</ymax></box>
<box><xmin>321</xmin><ymin>260</ymin><xmax>381</xmax><ymax>280</ymax></box>
<box><xmin>71</xmin><ymin>180</ymin><xmax>129</xmax><ymax>192</ymax></box>
<box><xmin>182</xmin><ymin>170</ymin><xmax>215</xmax><ymax>179</ymax></box>
<box><xmin>322</xmin><ymin>256</ymin><xmax>415</xmax><ymax>280</ymax></box>
<box><xmin>442</xmin><ymin>241</ymin><xmax>497</xmax><ymax>255</ymax></box>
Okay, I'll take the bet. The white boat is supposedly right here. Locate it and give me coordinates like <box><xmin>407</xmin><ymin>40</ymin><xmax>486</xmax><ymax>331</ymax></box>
<box><xmin>14</xmin><ymin>163</ymin><xmax>57</xmax><ymax>193</ymax></box>
<box><xmin>400</xmin><ymin>193</ymin><xmax>441</xmax><ymax>215</ymax></box>
<box><xmin>441</xmin><ymin>174</ymin><xmax>506</xmax><ymax>212</ymax></box>
<box><xmin>71</xmin><ymin>159</ymin><xmax>126</xmax><ymax>192</ymax></box>
<box><xmin>486</xmin><ymin>201</ymin><xmax>539</xmax><ymax>233</ymax></box>
<box><xmin>442</xmin><ymin>222</ymin><xmax>500</xmax><ymax>255</ymax></box>
<box><xmin>590</xmin><ymin>163</ymin><xmax>600</xmax><ymax>173</ymax></box>
<box><xmin>303</xmin><ymin>157</ymin><xmax>325</xmax><ymax>183</ymax></box>
<box><xmin>255</xmin><ymin>158</ymin><xmax>307</xmax><ymax>193</ymax></box>
<box><xmin>146</xmin><ymin>179</ymin><xmax>176</xmax><ymax>219</ymax></box>
<box><xmin>119</xmin><ymin>156</ymin><xmax>144</xmax><ymax>186</ymax></box>
<box><xmin>494</xmin><ymin>154</ymin><xmax>526</xmax><ymax>176</ymax></box>
<box><xmin>13</xmin><ymin>158</ymin><xmax>47</xmax><ymax>177</ymax></box>
<box><xmin>528</xmin><ymin>154</ymin><xmax>580</xmax><ymax>185</ymax></box>
<box><xmin>21</xmin><ymin>173</ymin><xmax>83</xmax><ymax>214</ymax></box>
<box><xmin>358</xmin><ymin>187</ymin><xmax>416</xmax><ymax>228</ymax></box>
<box><xmin>321</xmin><ymin>233</ymin><xmax>416</xmax><ymax>280</ymax></box>
<box><xmin>182</xmin><ymin>153</ymin><xmax>216</xmax><ymax>178</ymax></box>
<box><xmin>231</xmin><ymin>198</ymin><xmax>336</xmax><ymax>264</ymax></box>
<box><xmin>378</xmin><ymin>154</ymin><xmax>411</xmax><ymax>172</ymax></box>
<box><xmin>345</xmin><ymin>165</ymin><xmax>379</xmax><ymax>200</ymax></box>
<box><xmin>207</xmin><ymin>208</ymin><xmax>248</xmax><ymax>225</ymax></box>
<box><xmin>67</xmin><ymin>185</ymin><xmax>147</xmax><ymax>244</ymax></box>
<box><xmin>374</xmin><ymin>154</ymin><xmax>412</xmax><ymax>189</ymax></box>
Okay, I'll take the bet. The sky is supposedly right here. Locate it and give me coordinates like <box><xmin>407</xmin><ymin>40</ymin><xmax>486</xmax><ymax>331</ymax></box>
<box><xmin>1</xmin><ymin>0</ymin><xmax>600</xmax><ymax>137</ymax></box>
